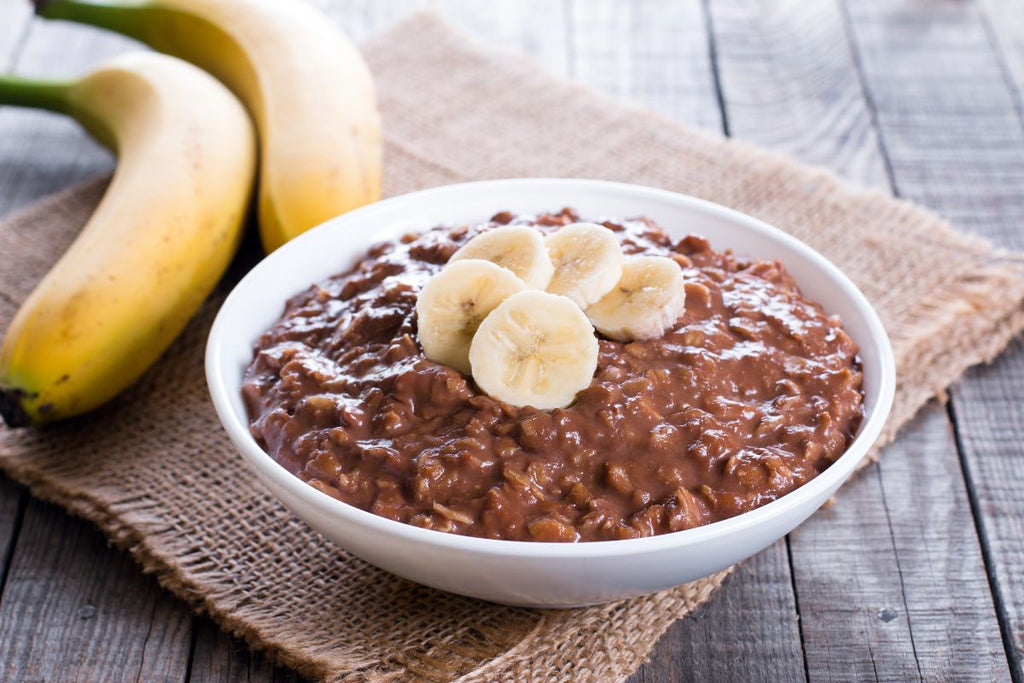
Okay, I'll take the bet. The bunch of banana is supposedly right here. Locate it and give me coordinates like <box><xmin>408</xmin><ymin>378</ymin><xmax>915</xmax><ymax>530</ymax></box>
<box><xmin>34</xmin><ymin>0</ymin><xmax>383</xmax><ymax>253</ymax></box>
<box><xmin>416</xmin><ymin>223</ymin><xmax>688</xmax><ymax>409</ymax></box>
<box><xmin>0</xmin><ymin>0</ymin><xmax>382</xmax><ymax>425</ymax></box>
<box><xmin>0</xmin><ymin>53</ymin><xmax>256</xmax><ymax>426</ymax></box>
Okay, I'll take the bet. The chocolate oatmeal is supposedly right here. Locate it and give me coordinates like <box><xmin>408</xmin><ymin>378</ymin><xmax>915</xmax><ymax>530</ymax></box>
<box><xmin>242</xmin><ymin>209</ymin><xmax>864</xmax><ymax>542</ymax></box>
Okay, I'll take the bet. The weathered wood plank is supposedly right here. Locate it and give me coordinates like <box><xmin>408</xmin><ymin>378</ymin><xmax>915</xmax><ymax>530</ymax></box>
<box><xmin>0</xmin><ymin>0</ymin><xmax>35</xmax><ymax>613</ymax></box>
<box><xmin>709</xmin><ymin>1</ymin><xmax>1010</xmax><ymax>679</ymax></box>
<box><xmin>569</xmin><ymin>0</ymin><xmax>723</xmax><ymax>131</ymax></box>
<box><xmin>979</xmin><ymin>0</ymin><xmax>1024</xmax><ymax>114</ymax></box>
<box><xmin>432</xmin><ymin>0</ymin><xmax>570</xmax><ymax>79</ymax></box>
<box><xmin>0</xmin><ymin>2</ymin><xmax>32</xmax><ymax>70</ymax></box>
<box><xmin>709</xmin><ymin>0</ymin><xmax>889</xmax><ymax>186</ymax></box>
<box><xmin>188</xmin><ymin>617</ymin><xmax>303</xmax><ymax>682</ymax></box>
<box><xmin>791</xmin><ymin>404</ymin><xmax>1009</xmax><ymax>681</ymax></box>
<box><xmin>317</xmin><ymin>0</ymin><xmax>569</xmax><ymax>77</ymax></box>
<box><xmin>953</xmin><ymin>338</ymin><xmax>1024</xmax><ymax>679</ymax></box>
<box><xmin>788</xmin><ymin>473</ymin><xmax>921</xmax><ymax>681</ymax></box>
<box><xmin>0</xmin><ymin>479</ymin><xmax>24</xmax><ymax>596</ymax></box>
<box><xmin>0</xmin><ymin>499</ymin><xmax>192</xmax><ymax>681</ymax></box>
<box><xmin>879</xmin><ymin>402</ymin><xmax>1010</xmax><ymax>678</ymax></box>
<box><xmin>844</xmin><ymin>0</ymin><xmax>1024</xmax><ymax>246</ymax></box>
<box><xmin>708</xmin><ymin>1</ymin><xmax>917</xmax><ymax>678</ymax></box>
<box><xmin>843</xmin><ymin>0</ymin><xmax>1024</xmax><ymax>677</ymax></box>
<box><xmin>633</xmin><ymin>540</ymin><xmax>804</xmax><ymax>683</ymax></box>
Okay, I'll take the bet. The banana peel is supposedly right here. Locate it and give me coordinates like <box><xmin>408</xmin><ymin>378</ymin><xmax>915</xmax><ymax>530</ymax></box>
<box><xmin>0</xmin><ymin>53</ymin><xmax>255</xmax><ymax>426</ymax></box>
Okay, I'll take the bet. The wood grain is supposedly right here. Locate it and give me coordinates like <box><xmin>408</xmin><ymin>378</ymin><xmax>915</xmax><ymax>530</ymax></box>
<box><xmin>844</xmin><ymin>0</ymin><xmax>1024</xmax><ymax>246</ymax></box>
<box><xmin>980</xmin><ymin>0</ymin><xmax>1024</xmax><ymax>119</ymax></box>
<box><xmin>632</xmin><ymin>541</ymin><xmax>805</xmax><ymax>683</ymax></box>
<box><xmin>568</xmin><ymin>0</ymin><xmax>723</xmax><ymax>131</ymax></box>
<box><xmin>843</xmin><ymin>0</ymin><xmax>1024</xmax><ymax>677</ymax></box>
<box><xmin>430</xmin><ymin>0</ymin><xmax>570</xmax><ymax>79</ymax></box>
<box><xmin>0</xmin><ymin>480</ymin><xmax>24</xmax><ymax>599</ymax></box>
<box><xmin>789</xmin><ymin>474</ymin><xmax>921</xmax><ymax>681</ymax></box>
<box><xmin>708</xmin><ymin>1</ymin><xmax>1011</xmax><ymax>680</ymax></box>
<box><xmin>953</xmin><ymin>338</ymin><xmax>1024</xmax><ymax>680</ymax></box>
<box><xmin>319</xmin><ymin>0</ymin><xmax>570</xmax><ymax>77</ymax></box>
<box><xmin>708</xmin><ymin>4</ymin><xmax>900</xmax><ymax>679</ymax></box>
<box><xmin>709</xmin><ymin>0</ymin><xmax>888</xmax><ymax>186</ymax></box>
<box><xmin>0</xmin><ymin>0</ymin><xmax>33</xmax><ymax>615</ymax></box>
<box><xmin>877</xmin><ymin>402</ymin><xmax>1010</xmax><ymax>679</ymax></box>
<box><xmin>0</xmin><ymin>2</ymin><xmax>31</xmax><ymax>70</ymax></box>
<box><xmin>188</xmin><ymin>617</ymin><xmax>300</xmax><ymax>682</ymax></box>
<box><xmin>792</xmin><ymin>404</ymin><xmax>1009</xmax><ymax>681</ymax></box>
<box><xmin>0</xmin><ymin>500</ymin><xmax>193</xmax><ymax>682</ymax></box>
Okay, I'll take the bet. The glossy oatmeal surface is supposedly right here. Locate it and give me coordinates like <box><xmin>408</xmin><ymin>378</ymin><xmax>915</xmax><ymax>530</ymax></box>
<box><xmin>242</xmin><ymin>209</ymin><xmax>864</xmax><ymax>542</ymax></box>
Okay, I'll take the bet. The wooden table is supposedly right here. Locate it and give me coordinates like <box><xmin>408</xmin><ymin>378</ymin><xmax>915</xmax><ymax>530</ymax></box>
<box><xmin>1</xmin><ymin>1</ymin><xmax>1022</xmax><ymax>680</ymax></box>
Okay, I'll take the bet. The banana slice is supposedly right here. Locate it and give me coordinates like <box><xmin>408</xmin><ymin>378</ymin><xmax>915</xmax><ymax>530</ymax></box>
<box><xmin>586</xmin><ymin>256</ymin><xmax>687</xmax><ymax>341</ymax></box>
<box><xmin>544</xmin><ymin>222</ymin><xmax>624</xmax><ymax>307</ymax></box>
<box><xmin>417</xmin><ymin>259</ymin><xmax>527</xmax><ymax>374</ymax></box>
<box><xmin>450</xmin><ymin>225</ymin><xmax>555</xmax><ymax>289</ymax></box>
<box><xmin>469</xmin><ymin>290</ymin><xmax>598</xmax><ymax>409</ymax></box>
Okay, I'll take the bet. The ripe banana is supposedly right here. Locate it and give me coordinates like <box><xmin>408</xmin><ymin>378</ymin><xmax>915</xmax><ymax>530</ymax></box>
<box><xmin>0</xmin><ymin>52</ymin><xmax>256</xmax><ymax>426</ymax></box>
<box><xmin>416</xmin><ymin>260</ymin><xmax>527</xmax><ymax>374</ymax></box>
<box><xmin>586</xmin><ymin>256</ymin><xmax>687</xmax><ymax>341</ymax></box>
<box><xmin>470</xmin><ymin>290</ymin><xmax>598</xmax><ymax>410</ymax></box>
<box><xmin>35</xmin><ymin>0</ymin><xmax>383</xmax><ymax>253</ymax></box>
<box><xmin>544</xmin><ymin>222</ymin><xmax>623</xmax><ymax>307</ymax></box>
<box><xmin>450</xmin><ymin>225</ymin><xmax>555</xmax><ymax>289</ymax></box>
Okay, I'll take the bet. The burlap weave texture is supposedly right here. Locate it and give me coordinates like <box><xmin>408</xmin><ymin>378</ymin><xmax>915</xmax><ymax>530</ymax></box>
<box><xmin>2</xmin><ymin>13</ymin><xmax>1023</xmax><ymax>682</ymax></box>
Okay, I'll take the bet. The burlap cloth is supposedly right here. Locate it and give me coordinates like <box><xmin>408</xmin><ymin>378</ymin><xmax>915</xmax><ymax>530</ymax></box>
<box><xmin>2</xmin><ymin>13</ymin><xmax>1024</xmax><ymax>682</ymax></box>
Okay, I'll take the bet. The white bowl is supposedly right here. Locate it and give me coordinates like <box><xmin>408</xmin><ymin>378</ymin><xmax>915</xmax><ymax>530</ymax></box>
<box><xmin>206</xmin><ymin>179</ymin><xmax>895</xmax><ymax>607</ymax></box>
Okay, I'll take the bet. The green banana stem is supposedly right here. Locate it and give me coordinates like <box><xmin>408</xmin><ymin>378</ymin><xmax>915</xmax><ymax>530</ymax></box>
<box><xmin>0</xmin><ymin>72</ymin><xmax>119</xmax><ymax>150</ymax></box>
<box><xmin>0</xmin><ymin>75</ymin><xmax>72</xmax><ymax>114</ymax></box>
<box><xmin>33</xmin><ymin>0</ymin><xmax>145</xmax><ymax>35</ymax></box>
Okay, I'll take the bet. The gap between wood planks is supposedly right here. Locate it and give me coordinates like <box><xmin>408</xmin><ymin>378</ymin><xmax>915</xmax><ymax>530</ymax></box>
<box><xmin>0</xmin><ymin>482</ymin><xmax>27</xmax><ymax>611</ymax></box>
<box><xmin>948</xmin><ymin>398</ymin><xmax>1024</xmax><ymax>683</ymax></box>
<box><xmin>696</xmin><ymin>0</ymin><xmax>1015</xmax><ymax>679</ymax></box>
<box><xmin>841</xmin><ymin>0</ymin><xmax>1024</xmax><ymax>679</ymax></box>
<box><xmin>0</xmin><ymin>0</ymin><xmax>35</xmax><ymax>609</ymax></box>
<box><xmin>709</xmin><ymin>1</ymin><xmax>925</xmax><ymax>679</ymax></box>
